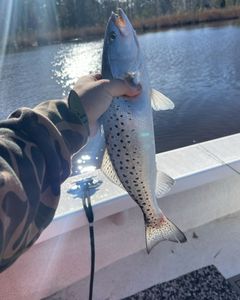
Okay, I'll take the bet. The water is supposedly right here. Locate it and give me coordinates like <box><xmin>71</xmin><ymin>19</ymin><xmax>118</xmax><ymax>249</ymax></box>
<box><xmin>0</xmin><ymin>21</ymin><xmax>240</xmax><ymax>174</ymax></box>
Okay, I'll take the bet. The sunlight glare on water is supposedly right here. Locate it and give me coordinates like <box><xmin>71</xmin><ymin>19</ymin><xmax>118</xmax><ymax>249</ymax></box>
<box><xmin>77</xmin><ymin>154</ymin><xmax>96</xmax><ymax>174</ymax></box>
<box><xmin>51</xmin><ymin>40</ymin><xmax>104</xmax><ymax>174</ymax></box>
<box><xmin>52</xmin><ymin>40</ymin><xmax>103</xmax><ymax>97</ymax></box>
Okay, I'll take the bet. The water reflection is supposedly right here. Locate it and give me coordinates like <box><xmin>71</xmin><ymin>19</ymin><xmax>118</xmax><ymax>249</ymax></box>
<box><xmin>77</xmin><ymin>156</ymin><xmax>96</xmax><ymax>174</ymax></box>
<box><xmin>53</xmin><ymin>22</ymin><xmax>240</xmax><ymax>174</ymax></box>
<box><xmin>1</xmin><ymin>22</ymin><xmax>240</xmax><ymax>176</ymax></box>
<box><xmin>52</xmin><ymin>40</ymin><xmax>103</xmax><ymax>96</ymax></box>
<box><xmin>71</xmin><ymin>128</ymin><xmax>105</xmax><ymax>176</ymax></box>
<box><xmin>53</xmin><ymin>40</ymin><xmax>105</xmax><ymax>175</ymax></box>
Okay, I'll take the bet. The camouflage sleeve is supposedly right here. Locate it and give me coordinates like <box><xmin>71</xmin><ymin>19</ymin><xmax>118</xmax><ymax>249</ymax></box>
<box><xmin>0</xmin><ymin>96</ymin><xmax>89</xmax><ymax>272</ymax></box>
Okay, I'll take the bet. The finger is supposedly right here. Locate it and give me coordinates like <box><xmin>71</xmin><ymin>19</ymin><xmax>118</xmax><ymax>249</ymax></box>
<box><xmin>93</xmin><ymin>74</ymin><xmax>102</xmax><ymax>81</ymax></box>
<box><xmin>75</xmin><ymin>74</ymin><xmax>101</xmax><ymax>85</ymax></box>
<box><xmin>102</xmin><ymin>79</ymin><xmax>142</xmax><ymax>98</ymax></box>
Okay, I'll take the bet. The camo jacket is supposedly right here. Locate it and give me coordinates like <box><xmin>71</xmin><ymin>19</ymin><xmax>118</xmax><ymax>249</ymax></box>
<box><xmin>0</xmin><ymin>95</ymin><xmax>89</xmax><ymax>272</ymax></box>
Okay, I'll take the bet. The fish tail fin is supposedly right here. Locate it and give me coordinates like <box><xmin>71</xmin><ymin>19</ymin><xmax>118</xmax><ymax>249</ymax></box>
<box><xmin>145</xmin><ymin>216</ymin><xmax>187</xmax><ymax>253</ymax></box>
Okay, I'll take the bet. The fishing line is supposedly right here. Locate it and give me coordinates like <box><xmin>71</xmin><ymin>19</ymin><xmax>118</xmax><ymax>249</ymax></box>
<box><xmin>196</xmin><ymin>142</ymin><xmax>240</xmax><ymax>176</ymax></box>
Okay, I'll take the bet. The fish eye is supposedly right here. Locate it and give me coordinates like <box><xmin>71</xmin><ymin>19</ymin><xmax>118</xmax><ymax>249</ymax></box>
<box><xmin>109</xmin><ymin>31</ymin><xmax>116</xmax><ymax>42</ymax></box>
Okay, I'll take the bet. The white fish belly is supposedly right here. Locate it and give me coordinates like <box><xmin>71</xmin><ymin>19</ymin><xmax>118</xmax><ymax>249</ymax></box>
<box><xmin>103</xmin><ymin>93</ymin><xmax>160</xmax><ymax>219</ymax></box>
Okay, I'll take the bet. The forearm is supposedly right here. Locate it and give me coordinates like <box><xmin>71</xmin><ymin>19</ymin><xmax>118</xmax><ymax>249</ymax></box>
<box><xmin>33</xmin><ymin>97</ymin><xmax>89</xmax><ymax>155</ymax></box>
<box><xmin>0</xmin><ymin>97</ymin><xmax>89</xmax><ymax>271</ymax></box>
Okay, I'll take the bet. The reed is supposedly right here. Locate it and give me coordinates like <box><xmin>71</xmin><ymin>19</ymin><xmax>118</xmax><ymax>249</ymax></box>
<box><xmin>3</xmin><ymin>6</ymin><xmax>240</xmax><ymax>52</ymax></box>
<box><xmin>133</xmin><ymin>6</ymin><xmax>240</xmax><ymax>31</ymax></box>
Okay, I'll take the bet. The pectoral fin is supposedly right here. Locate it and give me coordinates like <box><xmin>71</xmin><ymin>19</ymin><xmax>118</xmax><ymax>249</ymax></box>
<box><xmin>151</xmin><ymin>89</ymin><xmax>175</xmax><ymax>111</ymax></box>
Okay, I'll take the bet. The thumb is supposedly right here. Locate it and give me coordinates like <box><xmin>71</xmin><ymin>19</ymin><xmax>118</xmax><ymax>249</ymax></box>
<box><xmin>102</xmin><ymin>79</ymin><xmax>142</xmax><ymax>98</ymax></box>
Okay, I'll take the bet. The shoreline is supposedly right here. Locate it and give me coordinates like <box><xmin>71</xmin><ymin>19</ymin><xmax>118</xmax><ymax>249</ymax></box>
<box><xmin>3</xmin><ymin>6</ymin><xmax>240</xmax><ymax>53</ymax></box>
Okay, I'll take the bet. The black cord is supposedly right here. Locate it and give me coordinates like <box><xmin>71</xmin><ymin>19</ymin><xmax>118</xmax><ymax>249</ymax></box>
<box><xmin>83</xmin><ymin>183</ymin><xmax>95</xmax><ymax>300</ymax></box>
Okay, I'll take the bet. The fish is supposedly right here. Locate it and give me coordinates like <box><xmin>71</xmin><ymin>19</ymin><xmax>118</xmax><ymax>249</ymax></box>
<box><xmin>101</xmin><ymin>8</ymin><xmax>187</xmax><ymax>253</ymax></box>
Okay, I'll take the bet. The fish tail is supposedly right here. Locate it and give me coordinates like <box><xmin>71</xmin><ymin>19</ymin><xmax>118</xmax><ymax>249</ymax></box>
<box><xmin>145</xmin><ymin>216</ymin><xmax>187</xmax><ymax>253</ymax></box>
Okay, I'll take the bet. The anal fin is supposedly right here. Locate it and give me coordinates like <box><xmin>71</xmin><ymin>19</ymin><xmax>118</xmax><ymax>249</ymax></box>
<box><xmin>155</xmin><ymin>171</ymin><xmax>175</xmax><ymax>199</ymax></box>
<box><xmin>101</xmin><ymin>149</ymin><xmax>124</xmax><ymax>189</ymax></box>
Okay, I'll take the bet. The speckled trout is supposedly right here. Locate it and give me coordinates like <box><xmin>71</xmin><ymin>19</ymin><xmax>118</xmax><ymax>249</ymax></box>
<box><xmin>101</xmin><ymin>9</ymin><xmax>186</xmax><ymax>252</ymax></box>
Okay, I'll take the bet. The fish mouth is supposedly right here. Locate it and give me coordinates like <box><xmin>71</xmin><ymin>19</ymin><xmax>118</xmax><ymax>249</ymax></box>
<box><xmin>111</xmin><ymin>8</ymin><xmax>127</xmax><ymax>30</ymax></box>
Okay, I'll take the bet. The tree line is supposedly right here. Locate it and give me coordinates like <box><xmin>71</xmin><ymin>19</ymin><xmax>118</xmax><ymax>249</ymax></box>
<box><xmin>0</xmin><ymin>0</ymin><xmax>240</xmax><ymax>49</ymax></box>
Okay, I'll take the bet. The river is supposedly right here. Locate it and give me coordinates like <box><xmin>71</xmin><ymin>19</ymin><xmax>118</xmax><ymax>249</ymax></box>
<box><xmin>0</xmin><ymin>21</ymin><xmax>240</xmax><ymax>175</ymax></box>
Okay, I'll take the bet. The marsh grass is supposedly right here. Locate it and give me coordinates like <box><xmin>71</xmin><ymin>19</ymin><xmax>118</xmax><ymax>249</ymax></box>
<box><xmin>134</xmin><ymin>6</ymin><xmax>240</xmax><ymax>31</ymax></box>
<box><xmin>4</xmin><ymin>6</ymin><xmax>240</xmax><ymax>52</ymax></box>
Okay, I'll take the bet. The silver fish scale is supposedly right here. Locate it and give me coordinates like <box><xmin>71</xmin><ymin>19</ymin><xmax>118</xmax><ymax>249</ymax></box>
<box><xmin>103</xmin><ymin>96</ymin><xmax>160</xmax><ymax>223</ymax></box>
<box><xmin>101</xmin><ymin>8</ymin><xmax>187</xmax><ymax>252</ymax></box>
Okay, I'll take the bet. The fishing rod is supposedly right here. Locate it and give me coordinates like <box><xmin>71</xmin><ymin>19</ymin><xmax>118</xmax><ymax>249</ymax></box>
<box><xmin>70</xmin><ymin>177</ymin><xmax>102</xmax><ymax>300</ymax></box>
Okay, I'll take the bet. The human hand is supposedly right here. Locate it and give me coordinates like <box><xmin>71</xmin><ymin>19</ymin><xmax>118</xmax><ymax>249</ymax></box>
<box><xmin>72</xmin><ymin>74</ymin><xmax>141</xmax><ymax>136</ymax></box>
